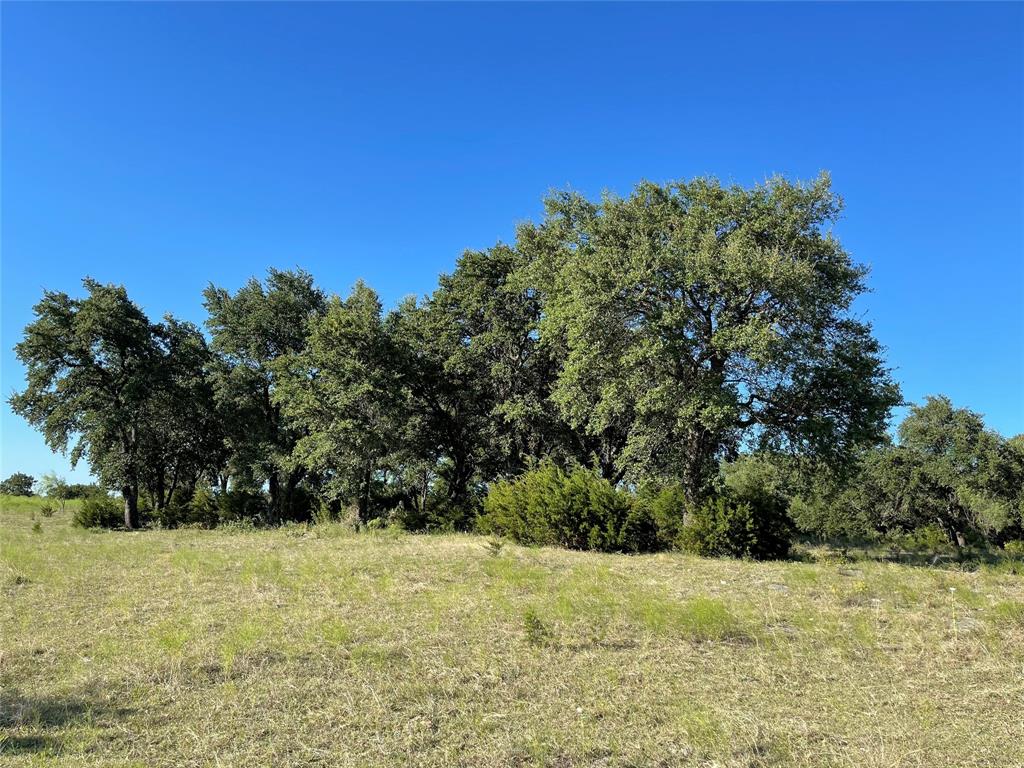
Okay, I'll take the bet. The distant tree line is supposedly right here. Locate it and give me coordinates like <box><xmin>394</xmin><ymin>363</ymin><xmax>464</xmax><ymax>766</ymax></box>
<box><xmin>0</xmin><ymin>473</ymin><xmax>35</xmax><ymax>497</ymax></box>
<box><xmin>8</xmin><ymin>175</ymin><xmax>1022</xmax><ymax>555</ymax></box>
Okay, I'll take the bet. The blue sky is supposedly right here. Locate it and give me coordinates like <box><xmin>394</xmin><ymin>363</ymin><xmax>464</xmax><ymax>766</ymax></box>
<box><xmin>2</xmin><ymin>2</ymin><xmax>1022</xmax><ymax>484</ymax></box>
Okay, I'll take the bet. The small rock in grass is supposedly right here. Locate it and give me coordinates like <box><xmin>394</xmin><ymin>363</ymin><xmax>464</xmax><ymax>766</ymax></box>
<box><xmin>953</xmin><ymin>617</ymin><xmax>984</xmax><ymax>634</ymax></box>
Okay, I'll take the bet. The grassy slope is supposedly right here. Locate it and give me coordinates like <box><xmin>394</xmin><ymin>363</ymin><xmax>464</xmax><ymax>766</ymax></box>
<box><xmin>2</xmin><ymin>495</ymin><xmax>1023</xmax><ymax>768</ymax></box>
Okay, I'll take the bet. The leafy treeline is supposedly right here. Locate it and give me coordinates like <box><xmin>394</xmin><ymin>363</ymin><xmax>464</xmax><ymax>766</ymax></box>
<box><xmin>0</xmin><ymin>472</ymin><xmax>35</xmax><ymax>496</ymax></box>
<box><xmin>9</xmin><ymin>175</ymin><xmax>1022</xmax><ymax>552</ymax></box>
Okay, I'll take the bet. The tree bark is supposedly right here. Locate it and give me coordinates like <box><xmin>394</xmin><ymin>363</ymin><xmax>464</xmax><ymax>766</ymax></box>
<box><xmin>122</xmin><ymin>485</ymin><xmax>140</xmax><ymax>529</ymax></box>
<box><xmin>268</xmin><ymin>472</ymin><xmax>280</xmax><ymax>524</ymax></box>
<box><xmin>357</xmin><ymin>462</ymin><xmax>372</xmax><ymax>524</ymax></box>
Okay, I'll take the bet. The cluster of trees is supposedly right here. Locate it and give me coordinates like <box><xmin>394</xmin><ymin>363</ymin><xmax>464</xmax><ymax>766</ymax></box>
<box><xmin>9</xmin><ymin>174</ymin><xmax>1020</xmax><ymax>553</ymax></box>
<box><xmin>0</xmin><ymin>472</ymin><xmax>35</xmax><ymax>496</ymax></box>
<box><xmin>792</xmin><ymin>396</ymin><xmax>1024</xmax><ymax>550</ymax></box>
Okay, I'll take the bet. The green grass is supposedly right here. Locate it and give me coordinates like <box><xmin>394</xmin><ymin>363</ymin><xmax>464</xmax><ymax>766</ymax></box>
<box><xmin>2</xmin><ymin>495</ymin><xmax>1023</xmax><ymax>766</ymax></box>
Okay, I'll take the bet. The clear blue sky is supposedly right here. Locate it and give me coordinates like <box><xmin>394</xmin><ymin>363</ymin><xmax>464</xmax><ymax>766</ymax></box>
<box><xmin>2</xmin><ymin>2</ymin><xmax>1022</xmax><ymax>484</ymax></box>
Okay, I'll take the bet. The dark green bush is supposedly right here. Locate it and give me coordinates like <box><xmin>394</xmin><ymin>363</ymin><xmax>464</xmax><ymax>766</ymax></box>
<box><xmin>186</xmin><ymin>487</ymin><xmax>223</xmax><ymax>528</ymax></box>
<box><xmin>152</xmin><ymin>487</ymin><xmax>269</xmax><ymax>528</ymax></box>
<box><xmin>220</xmin><ymin>489</ymin><xmax>269</xmax><ymax>524</ymax></box>
<box><xmin>65</xmin><ymin>483</ymin><xmax>103</xmax><ymax>499</ymax></box>
<box><xmin>638</xmin><ymin>484</ymin><xmax>689</xmax><ymax>548</ymax></box>
<box><xmin>73</xmin><ymin>494</ymin><xmax>123</xmax><ymax>529</ymax></box>
<box><xmin>679</xmin><ymin>497</ymin><xmax>751</xmax><ymax>557</ymax></box>
<box><xmin>478</xmin><ymin>463</ymin><xmax>656</xmax><ymax>553</ymax></box>
<box><xmin>679</xmin><ymin>493</ymin><xmax>793</xmax><ymax>560</ymax></box>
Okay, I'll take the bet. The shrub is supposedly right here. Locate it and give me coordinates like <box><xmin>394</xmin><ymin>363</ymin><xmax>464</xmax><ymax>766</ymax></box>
<box><xmin>218</xmin><ymin>489</ymin><xmax>268</xmax><ymax>524</ymax></box>
<box><xmin>522</xmin><ymin>607</ymin><xmax>552</xmax><ymax>647</ymax></box>
<box><xmin>1003</xmin><ymin>540</ymin><xmax>1024</xmax><ymax>560</ymax></box>
<box><xmin>888</xmin><ymin>524</ymin><xmax>954</xmax><ymax>558</ymax></box>
<box><xmin>73</xmin><ymin>494</ymin><xmax>123</xmax><ymax>529</ymax></box>
<box><xmin>65</xmin><ymin>483</ymin><xmax>103</xmax><ymax>499</ymax></box>
<box><xmin>39</xmin><ymin>502</ymin><xmax>56</xmax><ymax>518</ymax></box>
<box><xmin>478</xmin><ymin>463</ymin><xmax>656</xmax><ymax>553</ymax></box>
<box><xmin>184</xmin><ymin>487</ymin><xmax>223</xmax><ymax>528</ymax></box>
<box><xmin>638</xmin><ymin>484</ymin><xmax>689</xmax><ymax>548</ymax></box>
<box><xmin>679</xmin><ymin>494</ymin><xmax>792</xmax><ymax>560</ymax></box>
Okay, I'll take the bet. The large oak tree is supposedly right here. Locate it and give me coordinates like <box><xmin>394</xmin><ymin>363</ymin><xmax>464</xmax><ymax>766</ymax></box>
<box><xmin>520</xmin><ymin>173</ymin><xmax>901</xmax><ymax>500</ymax></box>
<box><xmin>203</xmin><ymin>269</ymin><xmax>326</xmax><ymax>521</ymax></box>
<box><xmin>10</xmin><ymin>279</ymin><xmax>220</xmax><ymax>528</ymax></box>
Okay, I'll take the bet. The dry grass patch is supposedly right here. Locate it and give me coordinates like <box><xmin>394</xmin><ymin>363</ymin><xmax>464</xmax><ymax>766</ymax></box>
<box><xmin>2</xmin><ymin>496</ymin><xmax>1023</xmax><ymax>766</ymax></box>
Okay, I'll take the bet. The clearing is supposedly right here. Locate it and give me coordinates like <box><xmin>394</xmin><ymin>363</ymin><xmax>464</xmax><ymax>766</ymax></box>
<box><xmin>2</xmin><ymin>496</ymin><xmax>1022</xmax><ymax>767</ymax></box>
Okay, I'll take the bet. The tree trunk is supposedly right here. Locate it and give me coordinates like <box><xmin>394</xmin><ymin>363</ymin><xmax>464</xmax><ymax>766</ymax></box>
<box><xmin>680</xmin><ymin>426</ymin><xmax>719</xmax><ymax>506</ymax></box>
<box><xmin>420</xmin><ymin>469</ymin><xmax>430</xmax><ymax>514</ymax></box>
<box><xmin>937</xmin><ymin>514</ymin><xmax>968</xmax><ymax>553</ymax></box>
<box><xmin>122</xmin><ymin>485</ymin><xmax>140</xmax><ymax>530</ymax></box>
<box><xmin>155</xmin><ymin>473</ymin><xmax>166</xmax><ymax>513</ymax></box>
<box><xmin>357</xmin><ymin>461</ymin><xmax>373</xmax><ymax>523</ymax></box>
<box><xmin>268</xmin><ymin>472</ymin><xmax>280</xmax><ymax>524</ymax></box>
<box><xmin>284</xmin><ymin>467</ymin><xmax>305</xmax><ymax>521</ymax></box>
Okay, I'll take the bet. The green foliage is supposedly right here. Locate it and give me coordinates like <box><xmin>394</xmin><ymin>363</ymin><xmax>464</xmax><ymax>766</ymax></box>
<box><xmin>679</xmin><ymin>493</ymin><xmax>792</xmax><ymax>560</ymax></box>
<box><xmin>151</xmin><ymin>487</ymin><xmax>269</xmax><ymax>529</ymax></box>
<box><xmin>0</xmin><ymin>472</ymin><xmax>34</xmax><ymax>496</ymax></box>
<box><xmin>37</xmin><ymin>472</ymin><xmax>71</xmax><ymax>513</ymax></box>
<box><xmin>479</xmin><ymin>463</ymin><xmax>656</xmax><ymax>553</ymax></box>
<box><xmin>522</xmin><ymin>607</ymin><xmax>552</xmax><ymax>647</ymax></box>
<box><xmin>674</xmin><ymin>454</ymin><xmax>795</xmax><ymax>559</ymax></box>
<box><xmin>74</xmin><ymin>494</ymin><xmax>123</xmax><ymax>529</ymax></box>
<box><xmin>13</xmin><ymin>179</ymin><xmax>1012</xmax><ymax>556</ymax></box>
<box><xmin>387</xmin><ymin>241</ymin><xmax>569</xmax><ymax>527</ymax></box>
<box><xmin>637</xmin><ymin>484</ymin><xmax>689</xmax><ymax>548</ymax></box>
<box><xmin>64</xmin><ymin>482</ymin><xmax>103</xmax><ymax>499</ymax></box>
<box><xmin>204</xmin><ymin>268</ymin><xmax>326</xmax><ymax>522</ymax></box>
<box><xmin>483</xmin><ymin>538</ymin><xmax>505</xmax><ymax>557</ymax></box>
<box><xmin>1002</xmin><ymin>540</ymin><xmax>1024</xmax><ymax>560</ymax></box>
<box><xmin>218</xmin><ymin>488</ymin><xmax>270</xmax><ymax>524</ymax></box>
<box><xmin>885</xmin><ymin>524</ymin><xmax>954</xmax><ymax>558</ymax></box>
<box><xmin>794</xmin><ymin>397</ymin><xmax>1023</xmax><ymax>548</ymax></box>
<box><xmin>525</xmin><ymin>173</ymin><xmax>900</xmax><ymax>496</ymax></box>
<box><xmin>9</xmin><ymin>279</ymin><xmax>223</xmax><ymax>529</ymax></box>
<box><xmin>274</xmin><ymin>282</ymin><xmax>405</xmax><ymax>523</ymax></box>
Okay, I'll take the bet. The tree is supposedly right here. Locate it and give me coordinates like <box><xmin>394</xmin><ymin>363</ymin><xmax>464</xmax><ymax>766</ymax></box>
<box><xmin>10</xmin><ymin>279</ymin><xmax>165</xmax><ymax>528</ymax></box>
<box><xmin>891</xmin><ymin>396</ymin><xmax>1021</xmax><ymax>547</ymax></box>
<box><xmin>274</xmin><ymin>282</ymin><xmax>405</xmax><ymax>521</ymax></box>
<box><xmin>793</xmin><ymin>397</ymin><xmax>1024</xmax><ymax>548</ymax></box>
<box><xmin>203</xmin><ymin>268</ymin><xmax>326</xmax><ymax>521</ymax></box>
<box><xmin>137</xmin><ymin>317</ymin><xmax>225</xmax><ymax>516</ymax></box>
<box><xmin>389</xmin><ymin>244</ymin><xmax>580</xmax><ymax>526</ymax></box>
<box><xmin>0</xmin><ymin>473</ymin><xmax>35</xmax><ymax>496</ymax></box>
<box><xmin>388</xmin><ymin>294</ymin><xmax>492</xmax><ymax>524</ymax></box>
<box><xmin>11</xmin><ymin>281</ymin><xmax>224</xmax><ymax>528</ymax></box>
<box><xmin>37</xmin><ymin>472</ymin><xmax>72</xmax><ymax>512</ymax></box>
<box><xmin>431</xmin><ymin>245</ymin><xmax>572</xmax><ymax>474</ymax></box>
<box><xmin>521</xmin><ymin>173</ymin><xmax>901</xmax><ymax>501</ymax></box>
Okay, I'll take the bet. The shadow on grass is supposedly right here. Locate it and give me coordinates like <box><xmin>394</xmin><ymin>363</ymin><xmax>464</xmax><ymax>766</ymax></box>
<box><xmin>0</xmin><ymin>686</ymin><xmax>134</xmax><ymax>756</ymax></box>
<box><xmin>792</xmin><ymin>536</ymin><xmax>1023</xmax><ymax>572</ymax></box>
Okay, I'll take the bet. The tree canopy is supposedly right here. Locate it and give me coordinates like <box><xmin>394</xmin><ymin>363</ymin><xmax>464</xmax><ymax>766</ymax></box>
<box><xmin>10</xmin><ymin>279</ymin><xmax>223</xmax><ymax>527</ymax></box>
<box><xmin>18</xmin><ymin>175</ymin><xmax>994</xmax><ymax>548</ymax></box>
<box><xmin>523</xmin><ymin>173</ymin><xmax>900</xmax><ymax>498</ymax></box>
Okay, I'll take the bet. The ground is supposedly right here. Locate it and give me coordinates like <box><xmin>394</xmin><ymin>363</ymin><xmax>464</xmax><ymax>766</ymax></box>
<box><xmin>2</xmin><ymin>495</ymin><xmax>1023</xmax><ymax>768</ymax></box>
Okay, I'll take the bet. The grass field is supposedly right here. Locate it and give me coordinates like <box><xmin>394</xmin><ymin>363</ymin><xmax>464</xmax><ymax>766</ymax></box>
<box><xmin>2</xmin><ymin>495</ymin><xmax>1023</xmax><ymax>767</ymax></box>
